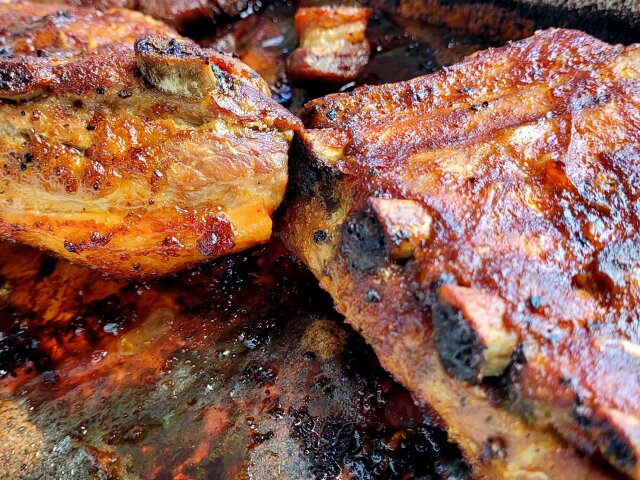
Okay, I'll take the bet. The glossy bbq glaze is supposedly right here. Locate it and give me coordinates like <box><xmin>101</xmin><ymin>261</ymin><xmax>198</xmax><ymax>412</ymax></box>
<box><xmin>3</xmin><ymin>1</ymin><xmax>636</xmax><ymax>479</ymax></box>
<box><xmin>28</xmin><ymin>0</ymin><xmax>263</xmax><ymax>30</ymax></box>
<box><xmin>282</xmin><ymin>28</ymin><xmax>640</xmax><ymax>479</ymax></box>
<box><xmin>0</xmin><ymin>2</ymin><xmax>500</xmax><ymax>478</ymax></box>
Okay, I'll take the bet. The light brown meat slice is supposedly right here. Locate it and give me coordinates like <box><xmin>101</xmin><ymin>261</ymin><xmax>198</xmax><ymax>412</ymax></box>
<box><xmin>282</xmin><ymin>28</ymin><xmax>640</xmax><ymax>478</ymax></box>
<box><xmin>0</xmin><ymin>2</ymin><xmax>301</xmax><ymax>278</ymax></box>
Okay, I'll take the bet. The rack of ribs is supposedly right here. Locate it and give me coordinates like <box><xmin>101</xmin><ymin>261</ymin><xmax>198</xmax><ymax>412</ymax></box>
<box><xmin>0</xmin><ymin>2</ymin><xmax>301</xmax><ymax>278</ymax></box>
<box><xmin>281</xmin><ymin>28</ymin><xmax>640</xmax><ymax>478</ymax></box>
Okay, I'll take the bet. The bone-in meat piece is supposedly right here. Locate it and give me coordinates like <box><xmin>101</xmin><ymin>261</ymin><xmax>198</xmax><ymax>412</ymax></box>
<box><xmin>0</xmin><ymin>3</ymin><xmax>300</xmax><ymax>278</ymax></box>
<box><xmin>286</xmin><ymin>6</ymin><xmax>372</xmax><ymax>85</ymax></box>
<box><xmin>282</xmin><ymin>29</ymin><xmax>640</xmax><ymax>478</ymax></box>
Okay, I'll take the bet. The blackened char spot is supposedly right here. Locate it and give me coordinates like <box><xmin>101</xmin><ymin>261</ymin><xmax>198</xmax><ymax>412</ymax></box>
<box><xmin>340</xmin><ymin>211</ymin><xmax>387</xmax><ymax>274</ymax></box>
<box><xmin>0</xmin><ymin>61</ymin><xmax>35</xmax><ymax>94</ymax></box>
<box><xmin>285</xmin><ymin>136</ymin><xmax>341</xmax><ymax>212</ymax></box>
<box><xmin>603</xmin><ymin>425</ymin><xmax>636</xmax><ymax>469</ymax></box>
<box><xmin>63</xmin><ymin>232</ymin><xmax>113</xmax><ymax>254</ymax></box>
<box><xmin>313</xmin><ymin>229</ymin><xmax>328</xmax><ymax>243</ymax></box>
<box><xmin>570</xmin><ymin>408</ymin><xmax>592</xmax><ymax>428</ymax></box>
<box><xmin>37</xmin><ymin>257</ymin><xmax>57</xmax><ymax>279</ymax></box>
<box><xmin>64</xmin><ymin>241</ymin><xmax>79</xmax><ymax>253</ymax></box>
<box><xmin>433</xmin><ymin>301</ymin><xmax>484</xmax><ymax>383</ymax></box>
<box><xmin>574</xmin><ymin>415</ymin><xmax>640</xmax><ymax>470</ymax></box>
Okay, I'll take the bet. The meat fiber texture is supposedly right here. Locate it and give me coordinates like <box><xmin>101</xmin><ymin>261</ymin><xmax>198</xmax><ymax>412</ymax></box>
<box><xmin>27</xmin><ymin>0</ymin><xmax>258</xmax><ymax>29</ymax></box>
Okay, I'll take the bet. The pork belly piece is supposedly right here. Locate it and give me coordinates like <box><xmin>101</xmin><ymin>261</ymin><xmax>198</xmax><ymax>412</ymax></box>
<box><xmin>26</xmin><ymin>0</ymin><xmax>258</xmax><ymax>30</ymax></box>
<box><xmin>0</xmin><ymin>3</ymin><xmax>301</xmax><ymax>278</ymax></box>
<box><xmin>282</xmin><ymin>28</ymin><xmax>640</xmax><ymax>478</ymax></box>
<box><xmin>286</xmin><ymin>6</ymin><xmax>372</xmax><ymax>85</ymax></box>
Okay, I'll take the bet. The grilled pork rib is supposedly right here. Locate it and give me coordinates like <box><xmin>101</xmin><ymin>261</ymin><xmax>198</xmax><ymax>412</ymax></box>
<box><xmin>0</xmin><ymin>3</ymin><xmax>300</xmax><ymax>278</ymax></box>
<box><xmin>282</xmin><ymin>29</ymin><xmax>640</xmax><ymax>478</ymax></box>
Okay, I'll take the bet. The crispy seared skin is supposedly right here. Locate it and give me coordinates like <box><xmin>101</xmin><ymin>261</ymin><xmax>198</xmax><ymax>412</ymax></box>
<box><xmin>286</xmin><ymin>6</ymin><xmax>372</xmax><ymax>85</ymax></box>
<box><xmin>26</xmin><ymin>0</ymin><xmax>257</xmax><ymax>29</ymax></box>
<box><xmin>0</xmin><ymin>3</ymin><xmax>301</xmax><ymax>278</ymax></box>
<box><xmin>282</xmin><ymin>29</ymin><xmax>640</xmax><ymax>478</ymax></box>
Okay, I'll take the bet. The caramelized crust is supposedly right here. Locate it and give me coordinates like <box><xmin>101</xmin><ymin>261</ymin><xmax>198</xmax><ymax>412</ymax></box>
<box><xmin>282</xmin><ymin>29</ymin><xmax>640</xmax><ymax>478</ymax></box>
<box><xmin>286</xmin><ymin>6</ymin><xmax>372</xmax><ymax>85</ymax></box>
<box><xmin>0</xmin><ymin>3</ymin><xmax>301</xmax><ymax>278</ymax></box>
<box><xmin>27</xmin><ymin>0</ymin><xmax>257</xmax><ymax>29</ymax></box>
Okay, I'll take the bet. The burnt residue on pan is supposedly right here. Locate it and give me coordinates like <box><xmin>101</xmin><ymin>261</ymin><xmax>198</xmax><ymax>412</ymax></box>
<box><xmin>0</xmin><ymin>241</ymin><xmax>468</xmax><ymax>479</ymax></box>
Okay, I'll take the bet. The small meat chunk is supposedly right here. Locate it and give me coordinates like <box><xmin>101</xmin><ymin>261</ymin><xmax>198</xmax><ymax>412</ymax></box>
<box><xmin>286</xmin><ymin>6</ymin><xmax>372</xmax><ymax>85</ymax></box>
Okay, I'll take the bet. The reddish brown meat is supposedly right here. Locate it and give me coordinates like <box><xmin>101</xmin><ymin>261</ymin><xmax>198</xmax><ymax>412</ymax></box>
<box><xmin>287</xmin><ymin>6</ymin><xmax>372</xmax><ymax>85</ymax></box>
<box><xmin>282</xmin><ymin>28</ymin><xmax>640</xmax><ymax>478</ymax></box>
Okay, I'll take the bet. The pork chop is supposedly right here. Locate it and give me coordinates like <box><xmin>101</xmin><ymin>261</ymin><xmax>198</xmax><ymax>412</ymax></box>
<box><xmin>0</xmin><ymin>2</ymin><xmax>301</xmax><ymax>278</ymax></box>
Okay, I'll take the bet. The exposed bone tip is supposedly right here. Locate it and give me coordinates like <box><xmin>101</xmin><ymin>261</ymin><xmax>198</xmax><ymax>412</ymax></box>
<box><xmin>134</xmin><ymin>35</ymin><xmax>219</xmax><ymax>99</ymax></box>
<box><xmin>368</xmin><ymin>197</ymin><xmax>432</xmax><ymax>260</ymax></box>
<box><xmin>434</xmin><ymin>284</ymin><xmax>518</xmax><ymax>382</ymax></box>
